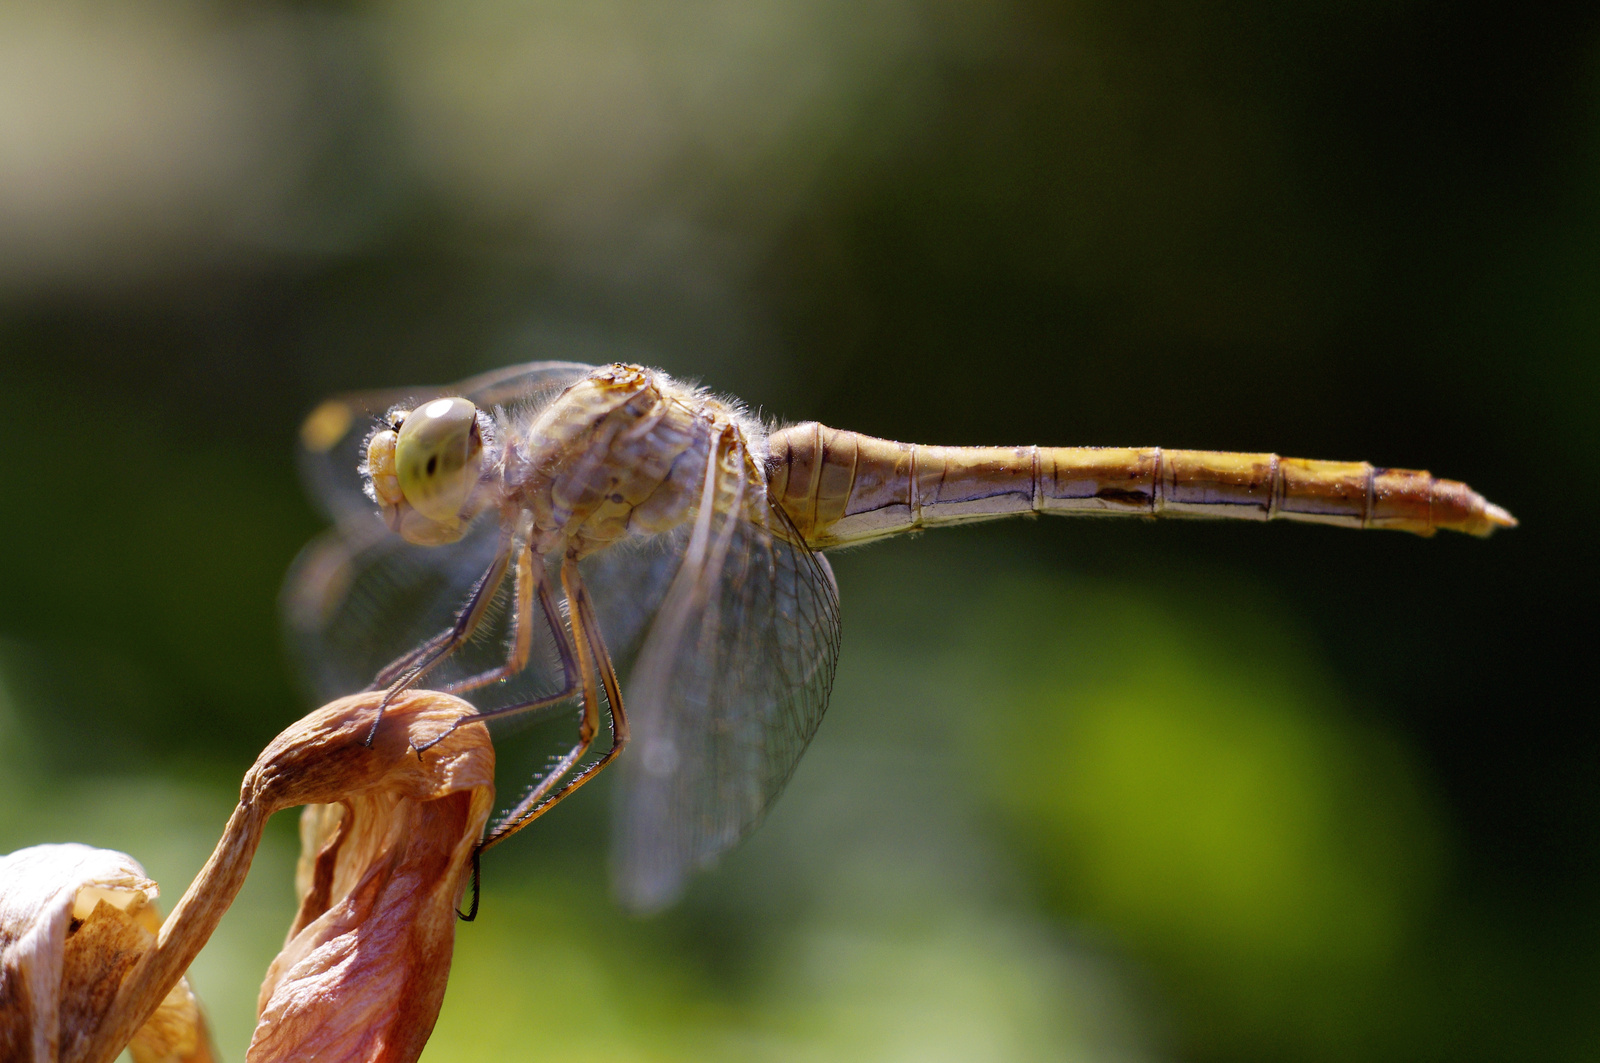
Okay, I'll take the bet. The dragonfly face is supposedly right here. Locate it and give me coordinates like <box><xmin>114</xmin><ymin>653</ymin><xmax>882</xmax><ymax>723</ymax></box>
<box><xmin>366</xmin><ymin>397</ymin><xmax>494</xmax><ymax>546</ymax></box>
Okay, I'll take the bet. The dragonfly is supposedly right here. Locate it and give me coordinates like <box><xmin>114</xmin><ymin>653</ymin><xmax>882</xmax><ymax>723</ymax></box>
<box><xmin>284</xmin><ymin>360</ymin><xmax>1515</xmax><ymax>911</ymax></box>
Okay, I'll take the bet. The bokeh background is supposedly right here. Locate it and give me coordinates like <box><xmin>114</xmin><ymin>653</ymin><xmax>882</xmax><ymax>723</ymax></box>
<box><xmin>0</xmin><ymin>0</ymin><xmax>1595</xmax><ymax>1059</ymax></box>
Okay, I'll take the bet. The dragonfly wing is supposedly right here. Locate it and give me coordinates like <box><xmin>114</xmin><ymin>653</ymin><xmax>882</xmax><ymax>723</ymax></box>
<box><xmin>456</xmin><ymin>360</ymin><xmax>593</xmax><ymax>412</ymax></box>
<box><xmin>281</xmin><ymin>514</ymin><xmax>569</xmax><ymax>710</ymax></box>
<box><xmin>577</xmin><ymin>526</ymin><xmax>693</xmax><ymax>666</ymax></box>
<box><xmin>610</xmin><ymin>469</ymin><xmax>842</xmax><ymax>913</ymax></box>
<box><xmin>297</xmin><ymin>384</ymin><xmax>433</xmax><ymax>528</ymax></box>
<box><xmin>295</xmin><ymin>361</ymin><xmax>595</xmax><ymax>528</ymax></box>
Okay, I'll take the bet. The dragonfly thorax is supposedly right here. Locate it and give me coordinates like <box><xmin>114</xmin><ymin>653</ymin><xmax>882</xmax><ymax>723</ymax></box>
<box><xmin>513</xmin><ymin>363</ymin><xmax>769</xmax><ymax>559</ymax></box>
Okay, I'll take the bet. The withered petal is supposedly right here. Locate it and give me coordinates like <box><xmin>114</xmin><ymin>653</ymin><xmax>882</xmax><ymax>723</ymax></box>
<box><xmin>0</xmin><ymin>843</ymin><xmax>214</xmax><ymax>1063</ymax></box>
<box><xmin>247</xmin><ymin>691</ymin><xmax>494</xmax><ymax>1063</ymax></box>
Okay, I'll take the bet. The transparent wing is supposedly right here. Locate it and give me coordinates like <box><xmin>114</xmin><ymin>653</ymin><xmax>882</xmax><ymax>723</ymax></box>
<box><xmin>282</xmin><ymin>513</ymin><xmax>575</xmax><ymax>710</ymax></box>
<box><xmin>295</xmin><ymin>360</ymin><xmax>594</xmax><ymax>529</ymax></box>
<box><xmin>577</xmin><ymin>525</ymin><xmax>694</xmax><ymax>666</ymax></box>
<box><xmin>610</xmin><ymin>461</ymin><xmax>842</xmax><ymax>912</ymax></box>
<box><xmin>456</xmin><ymin>360</ymin><xmax>594</xmax><ymax>412</ymax></box>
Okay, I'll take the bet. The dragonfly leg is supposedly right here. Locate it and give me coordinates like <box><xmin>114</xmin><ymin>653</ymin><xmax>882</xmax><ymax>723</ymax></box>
<box><xmin>369</xmin><ymin>542</ymin><xmax>513</xmax><ymax>692</ymax></box>
<box><xmin>479</xmin><ymin>554</ymin><xmax>629</xmax><ymax>852</ymax></box>
<box><xmin>439</xmin><ymin>542</ymin><xmax>571</xmax><ymax>695</ymax></box>
<box><xmin>413</xmin><ymin>551</ymin><xmax>585</xmax><ymax>752</ymax></box>
<box><xmin>368</xmin><ymin>531</ymin><xmax>516</xmax><ymax>692</ymax></box>
<box><xmin>363</xmin><ymin>528</ymin><xmax>515</xmax><ymax>745</ymax></box>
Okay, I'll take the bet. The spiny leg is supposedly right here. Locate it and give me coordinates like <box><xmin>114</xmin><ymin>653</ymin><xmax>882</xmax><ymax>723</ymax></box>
<box><xmin>479</xmin><ymin>554</ymin><xmax>629</xmax><ymax>852</ymax></box>
<box><xmin>364</xmin><ymin>527</ymin><xmax>514</xmax><ymax>744</ymax></box>
<box><xmin>369</xmin><ymin>527</ymin><xmax>515</xmax><ymax>691</ymax></box>
<box><xmin>440</xmin><ymin>541</ymin><xmax>566</xmax><ymax>696</ymax></box>
<box><xmin>415</xmin><ymin>550</ymin><xmax>585</xmax><ymax>753</ymax></box>
<box><xmin>370</xmin><ymin>586</ymin><xmax>488</xmax><ymax>692</ymax></box>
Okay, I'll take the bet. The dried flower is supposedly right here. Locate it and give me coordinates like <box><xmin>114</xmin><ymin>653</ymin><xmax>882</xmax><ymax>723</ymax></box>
<box><xmin>0</xmin><ymin>689</ymin><xmax>493</xmax><ymax>1063</ymax></box>
<box><xmin>0</xmin><ymin>843</ymin><xmax>214</xmax><ymax>1063</ymax></box>
<box><xmin>247</xmin><ymin>695</ymin><xmax>494</xmax><ymax>1063</ymax></box>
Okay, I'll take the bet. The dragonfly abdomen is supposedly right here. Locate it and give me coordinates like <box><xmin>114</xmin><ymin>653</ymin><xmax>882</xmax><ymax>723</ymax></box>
<box><xmin>766</xmin><ymin>424</ymin><xmax>1515</xmax><ymax>549</ymax></box>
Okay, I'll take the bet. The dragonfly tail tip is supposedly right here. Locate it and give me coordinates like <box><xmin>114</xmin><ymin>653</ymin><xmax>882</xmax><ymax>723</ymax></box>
<box><xmin>1482</xmin><ymin>500</ymin><xmax>1518</xmax><ymax>531</ymax></box>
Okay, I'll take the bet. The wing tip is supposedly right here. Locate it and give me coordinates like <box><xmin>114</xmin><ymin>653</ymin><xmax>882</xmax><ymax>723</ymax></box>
<box><xmin>612</xmin><ymin>869</ymin><xmax>686</xmax><ymax>916</ymax></box>
<box><xmin>300</xmin><ymin>399</ymin><xmax>355</xmax><ymax>454</ymax></box>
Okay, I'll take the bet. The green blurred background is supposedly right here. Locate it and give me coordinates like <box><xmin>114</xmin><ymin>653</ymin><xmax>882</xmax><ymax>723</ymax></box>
<box><xmin>0</xmin><ymin>0</ymin><xmax>1594</xmax><ymax>1059</ymax></box>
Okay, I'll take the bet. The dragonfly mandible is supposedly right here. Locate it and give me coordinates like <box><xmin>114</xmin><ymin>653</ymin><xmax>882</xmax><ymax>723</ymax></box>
<box><xmin>284</xmin><ymin>361</ymin><xmax>1514</xmax><ymax>911</ymax></box>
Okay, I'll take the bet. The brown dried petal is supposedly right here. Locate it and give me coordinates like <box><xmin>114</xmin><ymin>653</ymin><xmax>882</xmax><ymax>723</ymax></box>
<box><xmin>246</xmin><ymin>691</ymin><xmax>494</xmax><ymax>1063</ymax></box>
<box><xmin>128</xmin><ymin>977</ymin><xmax>213</xmax><ymax>1063</ymax></box>
<box><xmin>0</xmin><ymin>843</ymin><xmax>214</xmax><ymax>1063</ymax></box>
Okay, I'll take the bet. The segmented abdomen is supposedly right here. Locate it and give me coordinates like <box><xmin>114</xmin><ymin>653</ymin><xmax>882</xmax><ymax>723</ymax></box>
<box><xmin>766</xmin><ymin>423</ymin><xmax>1515</xmax><ymax>549</ymax></box>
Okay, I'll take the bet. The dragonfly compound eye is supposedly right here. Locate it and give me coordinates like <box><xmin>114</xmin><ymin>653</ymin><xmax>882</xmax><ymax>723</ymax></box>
<box><xmin>395</xmin><ymin>397</ymin><xmax>484</xmax><ymax>522</ymax></box>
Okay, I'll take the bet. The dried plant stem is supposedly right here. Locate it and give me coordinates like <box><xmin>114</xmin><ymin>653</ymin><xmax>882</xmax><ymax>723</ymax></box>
<box><xmin>77</xmin><ymin>802</ymin><xmax>268</xmax><ymax>1063</ymax></box>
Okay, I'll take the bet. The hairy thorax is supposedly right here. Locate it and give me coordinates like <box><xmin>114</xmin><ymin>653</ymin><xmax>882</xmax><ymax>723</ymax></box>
<box><xmin>511</xmin><ymin>364</ymin><xmax>769</xmax><ymax>558</ymax></box>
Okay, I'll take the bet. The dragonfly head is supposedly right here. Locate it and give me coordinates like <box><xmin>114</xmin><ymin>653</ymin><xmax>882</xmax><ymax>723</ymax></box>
<box><xmin>365</xmin><ymin>397</ymin><xmax>490</xmax><ymax>545</ymax></box>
